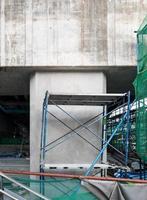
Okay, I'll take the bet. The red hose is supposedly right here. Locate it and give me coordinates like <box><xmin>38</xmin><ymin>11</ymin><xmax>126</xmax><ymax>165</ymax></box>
<box><xmin>1</xmin><ymin>169</ymin><xmax>147</xmax><ymax>184</ymax></box>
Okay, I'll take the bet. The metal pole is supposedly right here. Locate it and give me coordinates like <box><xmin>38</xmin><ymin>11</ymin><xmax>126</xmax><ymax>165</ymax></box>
<box><xmin>40</xmin><ymin>98</ymin><xmax>46</xmax><ymax>196</ymax></box>
<box><xmin>0</xmin><ymin>173</ymin><xmax>50</xmax><ymax>200</ymax></box>
<box><xmin>125</xmin><ymin>91</ymin><xmax>131</xmax><ymax>166</ymax></box>
<box><xmin>43</xmin><ymin>92</ymin><xmax>49</xmax><ymax>161</ymax></box>
<box><xmin>40</xmin><ymin>91</ymin><xmax>49</xmax><ymax>196</ymax></box>
<box><xmin>0</xmin><ymin>189</ymin><xmax>18</xmax><ymax>200</ymax></box>
<box><xmin>85</xmin><ymin>112</ymin><xmax>127</xmax><ymax>176</ymax></box>
<box><xmin>40</xmin><ymin>91</ymin><xmax>49</xmax><ymax>171</ymax></box>
<box><xmin>40</xmin><ymin>100</ymin><xmax>45</xmax><ymax>171</ymax></box>
<box><xmin>102</xmin><ymin>105</ymin><xmax>107</xmax><ymax>177</ymax></box>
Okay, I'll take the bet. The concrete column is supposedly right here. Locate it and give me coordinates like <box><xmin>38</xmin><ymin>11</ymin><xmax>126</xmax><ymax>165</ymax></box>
<box><xmin>30</xmin><ymin>72</ymin><xmax>106</xmax><ymax>172</ymax></box>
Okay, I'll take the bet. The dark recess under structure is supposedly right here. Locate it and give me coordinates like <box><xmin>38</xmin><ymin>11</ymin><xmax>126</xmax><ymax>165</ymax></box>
<box><xmin>0</xmin><ymin>95</ymin><xmax>29</xmax><ymax>158</ymax></box>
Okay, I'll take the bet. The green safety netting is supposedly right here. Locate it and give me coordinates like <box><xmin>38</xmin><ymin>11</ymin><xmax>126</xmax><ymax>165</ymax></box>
<box><xmin>134</xmin><ymin>15</ymin><xmax>147</xmax><ymax>163</ymax></box>
<box><xmin>137</xmin><ymin>15</ymin><xmax>147</xmax><ymax>73</ymax></box>
<box><xmin>3</xmin><ymin>174</ymin><xmax>147</xmax><ymax>200</ymax></box>
<box><xmin>3</xmin><ymin>176</ymin><xmax>98</xmax><ymax>200</ymax></box>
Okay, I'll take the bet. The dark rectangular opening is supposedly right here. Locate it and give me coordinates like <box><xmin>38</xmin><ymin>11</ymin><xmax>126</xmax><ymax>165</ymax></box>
<box><xmin>0</xmin><ymin>95</ymin><xmax>29</xmax><ymax>158</ymax></box>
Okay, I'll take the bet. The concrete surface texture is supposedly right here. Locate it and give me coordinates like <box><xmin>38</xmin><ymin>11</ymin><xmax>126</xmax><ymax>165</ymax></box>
<box><xmin>0</xmin><ymin>0</ymin><xmax>146</xmax><ymax>67</ymax></box>
<box><xmin>30</xmin><ymin>72</ymin><xmax>106</xmax><ymax>171</ymax></box>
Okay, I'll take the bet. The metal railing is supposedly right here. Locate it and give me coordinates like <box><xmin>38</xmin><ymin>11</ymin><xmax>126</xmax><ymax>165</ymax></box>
<box><xmin>0</xmin><ymin>172</ymin><xmax>50</xmax><ymax>200</ymax></box>
<box><xmin>0</xmin><ymin>189</ymin><xmax>18</xmax><ymax>200</ymax></box>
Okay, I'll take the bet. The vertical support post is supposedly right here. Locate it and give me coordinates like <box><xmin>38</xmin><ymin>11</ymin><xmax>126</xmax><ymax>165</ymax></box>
<box><xmin>122</xmin><ymin>95</ymin><xmax>126</xmax><ymax>153</ymax></box>
<box><xmin>40</xmin><ymin>91</ymin><xmax>49</xmax><ymax>170</ymax></box>
<box><xmin>40</xmin><ymin>101</ymin><xmax>45</xmax><ymax>172</ymax></box>
<box><xmin>40</xmin><ymin>97</ymin><xmax>46</xmax><ymax>195</ymax></box>
<box><xmin>125</xmin><ymin>91</ymin><xmax>131</xmax><ymax>166</ymax></box>
<box><xmin>40</xmin><ymin>91</ymin><xmax>49</xmax><ymax>196</ymax></box>
<box><xmin>43</xmin><ymin>91</ymin><xmax>49</xmax><ymax>164</ymax></box>
<box><xmin>101</xmin><ymin>105</ymin><xmax>107</xmax><ymax>177</ymax></box>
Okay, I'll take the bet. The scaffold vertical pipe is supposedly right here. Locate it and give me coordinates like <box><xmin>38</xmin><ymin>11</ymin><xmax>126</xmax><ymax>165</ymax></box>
<box><xmin>85</xmin><ymin>112</ymin><xmax>127</xmax><ymax>176</ymax></box>
<box><xmin>40</xmin><ymin>97</ymin><xmax>45</xmax><ymax>172</ymax></box>
<box><xmin>40</xmin><ymin>91</ymin><xmax>49</xmax><ymax>195</ymax></box>
<box><xmin>102</xmin><ymin>105</ymin><xmax>107</xmax><ymax>176</ymax></box>
<box><xmin>43</xmin><ymin>91</ymin><xmax>49</xmax><ymax>163</ymax></box>
<box><xmin>125</xmin><ymin>91</ymin><xmax>131</xmax><ymax>166</ymax></box>
<box><xmin>40</xmin><ymin>91</ymin><xmax>49</xmax><ymax>172</ymax></box>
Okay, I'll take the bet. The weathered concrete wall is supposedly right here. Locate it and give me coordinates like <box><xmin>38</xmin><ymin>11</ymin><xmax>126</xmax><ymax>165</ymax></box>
<box><xmin>107</xmin><ymin>0</ymin><xmax>147</xmax><ymax>66</ymax></box>
<box><xmin>30</xmin><ymin>72</ymin><xmax>106</xmax><ymax>171</ymax></box>
<box><xmin>0</xmin><ymin>0</ymin><xmax>107</xmax><ymax>66</ymax></box>
<box><xmin>0</xmin><ymin>0</ymin><xmax>146</xmax><ymax>67</ymax></box>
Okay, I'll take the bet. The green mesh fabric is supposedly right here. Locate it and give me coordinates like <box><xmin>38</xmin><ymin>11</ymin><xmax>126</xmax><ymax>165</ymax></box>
<box><xmin>137</xmin><ymin>15</ymin><xmax>147</xmax><ymax>73</ymax></box>
<box><xmin>134</xmin><ymin>70</ymin><xmax>147</xmax><ymax>99</ymax></box>
<box><xmin>5</xmin><ymin>176</ymin><xmax>98</xmax><ymax>200</ymax></box>
<box><xmin>134</xmin><ymin>15</ymin><xmax>147</xmax><ymax>163</ymax></box>
<box><xmin>135</xmin><ymin>99</ymin><xmax>147</xmax><ymax>162</ymax></box>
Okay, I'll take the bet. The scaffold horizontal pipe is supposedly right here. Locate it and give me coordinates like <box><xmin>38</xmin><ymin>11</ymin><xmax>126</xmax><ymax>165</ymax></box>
<box><xmin>1</xmin><ymin>170</ymin><xmax>147</xmax><ymax>184</ymax></box>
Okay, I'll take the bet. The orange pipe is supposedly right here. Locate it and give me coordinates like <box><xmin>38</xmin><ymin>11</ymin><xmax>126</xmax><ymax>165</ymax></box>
<box><xmin>1</xmin><ymin>170</ymin><xmax>147</xmax><ymax>184</ymax></box>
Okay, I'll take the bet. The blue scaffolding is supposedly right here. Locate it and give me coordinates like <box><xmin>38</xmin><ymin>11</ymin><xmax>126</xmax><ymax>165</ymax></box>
<box><xmin>40</xmin><ymin>92</ymin><xmax>131</xmax><ymax>177</ymax></box>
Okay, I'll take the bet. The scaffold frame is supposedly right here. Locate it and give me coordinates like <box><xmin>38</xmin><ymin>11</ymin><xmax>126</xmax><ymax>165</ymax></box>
<box><xmin>40</xmin><ymin>91</ymin><xmax>131</xmax><ymax>178</ymax></box>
